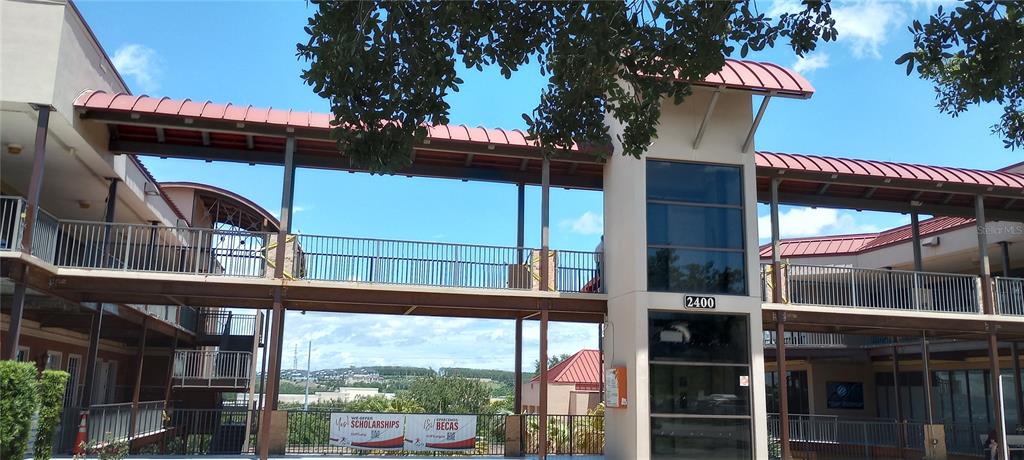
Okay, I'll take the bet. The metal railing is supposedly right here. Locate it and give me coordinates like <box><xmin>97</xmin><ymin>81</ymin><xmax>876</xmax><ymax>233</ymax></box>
<box><xmin>763</xmin><ymin>331</ymin><xmax>848</xmax><ymax>348</ymax></box>
<box><xmin>783</xmin><ymin>264</ymin><xmax>981</xmax><ymax>314</ymax></box>
<box><xmin>153</xmin><ymin>408</ymin><xmax>258</xmax><ymax>456</ymax></box>
<box><xmin>197</xmin><ymin>309</ymin><xmax>258</xmax><ymax>337</ymax></box>
<box><xmin>522</xmin><ymin>414</ymin><xmax>604</xmax><ymax>455</ymax></box>
<box><xmin>768</xmin><ymin>414</ymin><xmax>924</xmax><ymax>459</ymax></box>
<box><xmin>86</xmin><ymin>401</ymin><xmax>167</xmax><ymax>445</ymax></box>
<box><xmin>997</xmin><ymin>277</ymin><xmax>1024</xmax><ymax>315</ymax></box>
<box><xmin>127</xmin><ymin>304</ymin><xmax>198</xmax><ymax>333</ymax></box>
<box><xmin>173</xmin><ymin>350</ymin><xmax>251</xmax><ymax>388</ymax></box>
<box><xmin>0</xmin><ymin>195</ymin><xmax>59</xmax><ymax>259</ymax></box>
<box><xmin>294</xmin><ymin>234</ymin><xmax>604</xmax><ymax>293</ymax></box>
<box><xmin>284</xmin><ymin>410</ymin><xmax>509</xmax><ymax>455</ymax></box>
<box><xmin>52</xmin><ymin>220</ymin><xmax>272</xmax><ymax>277</ymax></box>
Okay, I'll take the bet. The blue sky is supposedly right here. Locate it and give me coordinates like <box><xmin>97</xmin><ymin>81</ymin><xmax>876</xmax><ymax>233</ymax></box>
<box><xmin>76</xmin><ymin>1</ymin><xmax>1020</xmax><ymax>372</ymax></box>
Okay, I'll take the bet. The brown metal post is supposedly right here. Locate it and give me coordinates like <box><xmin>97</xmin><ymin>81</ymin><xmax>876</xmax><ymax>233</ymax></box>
<box><xmin>101</xmin><ymin>178</ymin><xmax>119</xmax><ymax>267</ymax></box>
<box><xmin>989</xmin><ymin>331</ymin><xmax>1009</xmax><ymax>460</ymax></box>
<box><xmin>770</xmin><ymin>178</ymin><xmax>784</xmax><ymax>303</ymax></box>
<box><xmin>163</xmin><ymin>331</ymin><xmax>178</xmax><ymax>407</ymax></box>
<box><xmin>129</xmin><ymin>318</ymin><xmax>149</xmax><ymax>442</ymax></box>
<box><xmin>517</xmin><ymin>182</ymin><xmax>525</xmax><ymax>264</ymax></box>
<box><xmin>922</xmin><ymin>331</ymin><xmax>934</xmax><ymax>424</ymax></box>
<box><xmin>538</xmin><ymin>306</ymin><xmax>549</xmax><ymax>459</ymax></box>
<box><xmin>1000</xmin><ymin>242</ymin><xmax>1012</xmax><ymax>277</ymax></box>
<box><xmin>893</xmin><ymin>337</ymin><xmax>905</xmax><ymax>457</ymax></box>
<box><xmin>258</xmin><ymin>290</ymin><xmax>285</xmax><ymax>460</ymax></box>
<box><xmin>81</xmin><ymin>308</ymin><xmax>104</xmax><ymax>408</ymax></box>
<box><xmin>514</xmin><ymin>317</ymin><xmax>523</xmax><ymax>413</ymax></box>
<box><xmin>776</xmin><ymin>312</ymin><xmax>790</xmax><ymax>460</ymax></box>
<box><xmin>1012</xmin><ymin>342</ymin><xmax>1024</xmax><ymax>428</ymax></box>
<box><xmin>4</xmin><ymin>104</ymin><xmax>50</xmax><ymax>360</ymax></box>
<box><xmin>911</xmin><ymin>212</ymin><xmax>924</xmax><ymax>272</ymax></box>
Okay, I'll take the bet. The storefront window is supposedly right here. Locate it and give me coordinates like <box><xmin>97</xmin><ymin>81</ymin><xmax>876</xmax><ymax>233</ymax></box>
<box><xmin>649</xmin><ymin>311</ymin><xmax>752</xmax><ymax>459</ymax></box>
<box><xmin>646</xmin><ymin>160</ymin><xmax>746</xmax><ymax>295</ymax></box>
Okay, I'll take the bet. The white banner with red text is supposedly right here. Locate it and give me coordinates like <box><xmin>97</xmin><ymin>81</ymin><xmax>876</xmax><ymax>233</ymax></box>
<box><xmin>403</xmin><ymin>414</ymin><xmax>478</xmax><ymax>452</ymax></box>
<box><xmin>328</xmin><ymin>413</ymin><xmax>405</xmax><ymax>450</ymax></box>
<box><xmin>327</xmin><ymin>413</ymin><xmax>477</xmax><ymax>452</ymax></box>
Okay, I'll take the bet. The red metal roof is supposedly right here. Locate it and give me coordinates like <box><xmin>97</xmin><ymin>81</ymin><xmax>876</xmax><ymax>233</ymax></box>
<box><xmin>75</xmin><ymin>90</ymin><xmax>567</xmax><ymax>151</ymax></box>
<box><xmin>760</xmin><ymin>216</ymin><xmax>976</xmax><ymax>258</ymax></box>
<box><xmin>531</xmin><ymin>349</ymin><xmax>601</xmax><ymax>386</ymax></box>
<box><xmin>692</xmin><ymin>59</ymin><xmax>814</xmax><ymax>98</ymax></box>
<box><xmin>757</xmin><ymin>151</ymin><xmax>1024</xmax><ymax>190</ymax></box>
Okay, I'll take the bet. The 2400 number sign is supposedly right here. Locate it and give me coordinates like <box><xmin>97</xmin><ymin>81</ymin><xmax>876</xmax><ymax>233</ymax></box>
<box><xmin>684</xmin><ymin>295</ymin><xmax>716</xmax><ymax>309</ymax></box>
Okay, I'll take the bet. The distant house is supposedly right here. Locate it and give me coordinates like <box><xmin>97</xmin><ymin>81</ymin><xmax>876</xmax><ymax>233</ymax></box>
<box><xmin>522</xmin><ymin>349</ymin><xmax>602</xmax><ymax>415</ymax></box>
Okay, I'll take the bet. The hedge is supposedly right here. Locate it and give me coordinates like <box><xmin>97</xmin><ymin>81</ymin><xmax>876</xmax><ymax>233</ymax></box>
<box><xmin>34</xmin><ymin>370</ymin><xmax>70</xmax><ymax>460</ymax></box>
<box><xmin>0</xmin><ymin>361</ymin><xmax>39</xmax><ymax>460</ymax></box>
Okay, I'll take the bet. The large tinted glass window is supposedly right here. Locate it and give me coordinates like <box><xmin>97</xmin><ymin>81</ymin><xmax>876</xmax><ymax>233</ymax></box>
<box><xmin>647</xmin><ymin>161</ymin><xmax>743</xmax><ymax>205</ymax></box>
<box><xmin>648</xmin><ymin>312</ymin><xmax>752</xmax><ymax>459</ymax></box>
<box><xmin>646</xmin><ymin>160</ymin><xmax>746</xmax><ymax>295</ymax></box>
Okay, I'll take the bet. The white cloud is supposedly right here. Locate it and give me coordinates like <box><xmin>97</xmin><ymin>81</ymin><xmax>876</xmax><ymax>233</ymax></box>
<box><xmin>767</xmin><ymin>0</ymin><xmax>905</xmax><ymax>60</ymax></box>
<box><xmin>831</xmin><ymin>0</ymin><xmax>905</xmax><ymax>59</ymax></box>
<box><xmin>757</xmin><ymin>207</ymin><xmax>881</xmax><ymax>239</ymax></box>
<box><xmin>559</xmin><ymin>211</ymin><xmax>603</xmax><ymax>236</ymax></box>
<box><xmin>792</xmin><ymin>52</ymin><xmax>831</xmax><ymax>74</ymax></box>
<box><xmin>111</xmin><ymin>44</ymin><xmax>161</xmax><ymax>94</ymax></box>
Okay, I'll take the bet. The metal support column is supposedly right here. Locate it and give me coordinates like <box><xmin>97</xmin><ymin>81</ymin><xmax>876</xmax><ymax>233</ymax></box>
<box><xmin>911</xmin><ymin>212</ymin><xmax>924</xmax><ymax>272</ymax></box>
<box><xmin>540</xmin><ymin>158</ymin><xmax>550</xmax><ymax>290</ymax></box>
<box><xmin>258</xmin><ymin>290</ymin><xmax>285</xmax><ymax>460</ymax></box>
<box><xmin>989</xmin><ymin>331</ymin><xmax>1009</xmax><ymax>460</ymax></box>
<box><xmin>922</xmin><ymin>331</ymin><xmax>935</xmax><ymax>424</ymax></box>
<box><xmin>101</xmin><ymin>178</ymin><xmax>119</xmax><ymax>267</ymax></box>
<box><xmin>517</xmin><ymin>182</ymin><xmax>525</xmax><ymax>263</ymax></box>
<box><xmin>776</xmin><ymin>312</ymin><xmax>790</xmax><ymax>460</ymax></box>
<box><xmin>893</xmin><ymin>337</ymin><xmax>905</xmax><ymax>456</ymax></box>
<box><xmin>129</xmin><ymin>318</ymin><xmax>149</xmax><ymax>442</ymax></box>
<box><xmin>514</xmin><ymin>317</ymin><xmax>523</xmax><ymax>413</ymax></box>
<box><xmin>4</xmin><ymin>105</ymin><xmax>51</xmax><ymax>360</ymax></box>
<box><xmin>274</xmin><ymin>136</ymin><xmax>296</xmax><ymax>278</ymax></box>
<box><xmin>977</xmin><ymin>196</ymin><xmax>994</xmax><ymax>313</ymax></box>
<box><xmin>1012</xmin><ymin>342</ymin><xmax>1024</xmax><ymax>426</ymax></box>
<box><xmin>163</xmin><ymin>331</ymin><xmax>178</xmax><ymax>407</ymax></box>
<box><xmin>538</xmin><ymin>306</ymin><xmax>549</xmax><ymax>460</ymax></box>
<box><xmin>770</xmin><ymin>178</ymin><xmax>784</xmax><ymax>303</ymax></box>
<box><xmin>1000</xmin><ymin>242</ymin><xmax>1012</xmax><ymax>277</ymax></box>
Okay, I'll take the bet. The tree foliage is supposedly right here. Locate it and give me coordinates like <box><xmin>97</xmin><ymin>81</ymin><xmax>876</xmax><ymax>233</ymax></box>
<box><xmin>0</xmin><ymin>361</ymin><xmax>39</xmax><ymax>460</ymax></box>
<box><xmin>897</xmin><ymin>1</ymin><xmax>1024</xmax><ymax>149</ymax></box>
<box><xmin>34</xmin><ymin>370</ymin><xmax>70</xmax><ymax>460</ymax></box>
<box><xmin>408</xmin><ymin>374</ymin><xmax>491</xmax><ymax>414</ymax></box>
<box><xmin>298</xmin><ymin>0</ymin><xmax>836</xmax><ymax>171</ymax></box>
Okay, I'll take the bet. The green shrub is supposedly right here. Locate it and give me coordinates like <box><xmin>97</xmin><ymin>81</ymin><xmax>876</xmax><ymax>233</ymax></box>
<box><xmin>0</xmin><ymin>360</ymin><xmax>40</xmax><ymax>460</ymax></box>
<box><xmin>34</xmin><ymin>370</ymin><xmax>69</xmax><ymax>460</ymax></box>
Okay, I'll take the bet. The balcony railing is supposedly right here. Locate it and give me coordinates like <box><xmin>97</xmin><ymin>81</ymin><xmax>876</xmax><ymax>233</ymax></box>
<box><xmin>0</xmin><ymin>195</ymin><xmax>59</xmax><ymax>259</ymax></box>
<box><xmin>197</xmin><ymin>309</ymin><xmax>258</xmax><ymax>337</ymax></box>
<box><xmin>293</xmin><ymin>234</ymin><xmax>603</xmax><ymax>293</ymax></box>
<box><xmin>173</xmin><ymin>350</ymin><xmax>251</xmax><ymax>388</ymax></box>
<box><xmin>763</xmin><ymin>331</ymin><xmax>848</xmax><ymax>348</ymax></box>
<box><xmin>997</xmin><ymin>277</ymin><xmax>1024</xmax><ymax>315</ymax></box>
<box><xmin>51</xmin><ymin>220</ymin><xmax>273</xmax><ymax>277</ymax></box>
<box><xmin>128</xmin><ymin>304</ymin><xmax>199</xmax><ymax>333</ymax></box>
<box><xmin>763</xmin><ymin>264</ymin><xmax>982</xmax><ymax>314</ymax></box>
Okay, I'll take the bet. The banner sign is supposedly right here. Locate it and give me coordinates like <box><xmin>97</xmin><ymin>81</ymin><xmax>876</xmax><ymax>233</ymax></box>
<box><xmin>404</xmin><ymin>414</ymin><xmax>477</xmax><ymax>452</ymax></box>
<box><xmin>329</xmin><ymin>413</ymin><xmax>405</xmax><ymax>450</ymax></box>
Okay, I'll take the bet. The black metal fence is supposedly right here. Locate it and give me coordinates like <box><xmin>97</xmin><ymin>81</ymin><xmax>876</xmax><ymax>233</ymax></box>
<box><xmin>522</xmin><ymin>414</ymin><xmax>605</xmax><ymax>455</ymax></box>
<box><xmin>285</xmin><ymin>410</ymin><xmax>508</xmax><ymax>456</ymax></box>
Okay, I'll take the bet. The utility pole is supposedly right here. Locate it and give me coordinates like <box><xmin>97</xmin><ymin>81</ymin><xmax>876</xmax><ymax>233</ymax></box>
<box><xmin>304</xmin><ymin>341</ymin><xmax>312</xmax><ymax>410</ymax></box>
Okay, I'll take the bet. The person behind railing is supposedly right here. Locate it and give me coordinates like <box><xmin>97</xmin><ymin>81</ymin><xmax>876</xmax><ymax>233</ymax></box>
<box><xmin>987</xmin><ymin>429</ymin><xmax>999</xmax><ymax>460</ymax></box>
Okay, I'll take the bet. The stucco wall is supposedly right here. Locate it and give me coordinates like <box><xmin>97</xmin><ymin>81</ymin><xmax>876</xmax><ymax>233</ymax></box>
<box><xmin>603</xmin><ymin>88</ymin><xmax>770</xmax><ymax>460</ymax></box>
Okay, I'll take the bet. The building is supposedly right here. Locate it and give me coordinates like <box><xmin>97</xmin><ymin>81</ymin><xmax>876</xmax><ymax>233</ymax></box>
<box><xmin>3</xmin><ymin>1</ymin><xmax>1024</xmax><ymax>460</ymax></box>
<box><xmin>523</xmin><ymin>349</ymin><xmax>602</xmax><ymax>415</ymax></box>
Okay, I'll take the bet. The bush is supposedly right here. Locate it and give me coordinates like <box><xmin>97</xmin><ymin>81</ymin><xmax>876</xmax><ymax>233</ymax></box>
<box><xmin>0</xmin><ymin>361</ymin><xmax>40</xmax><ymax>460</ymax></box>
<box><xmin>34</xmin><ymin>370</ymin><xmax>70</xmax><ymax>460</ymax></box>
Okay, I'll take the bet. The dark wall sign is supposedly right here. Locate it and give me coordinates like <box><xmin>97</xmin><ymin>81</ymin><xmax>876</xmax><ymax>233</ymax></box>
<box><xmin>826</xmin><ymin>382</ymin><xmax>864</xmax><ymax>410</ymax></box>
